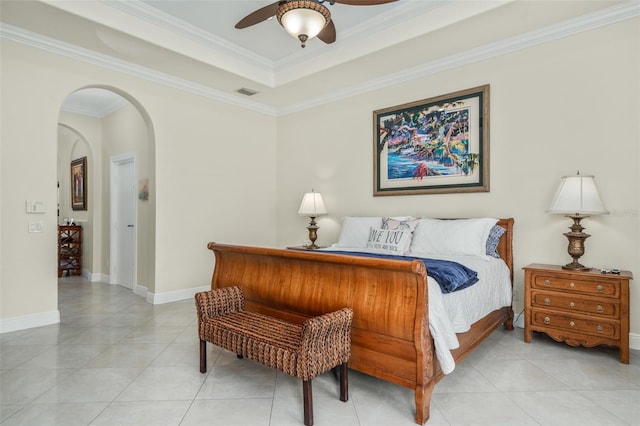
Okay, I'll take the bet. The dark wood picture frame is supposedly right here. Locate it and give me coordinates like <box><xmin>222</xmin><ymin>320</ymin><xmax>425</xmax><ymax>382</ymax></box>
<box><xmin>374</xmin><ymin>85</ymin><xmax>490</xmax><ymax>196</ymax></box>
<box><xmin>71</xmin><ymin>156</ymin><xmax>87</xmax><ymax>211</ymax></box>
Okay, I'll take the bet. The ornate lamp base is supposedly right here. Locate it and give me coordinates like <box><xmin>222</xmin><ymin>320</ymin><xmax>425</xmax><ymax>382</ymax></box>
<box><xmin>305</xmin><ymin>216</ymin><xmax>320</xmax><ymax>250</ymax></box>
<box><xmin>562</xmin><ymin>214</ymin><xmax>591</xmax><ymax>271</ymax></box>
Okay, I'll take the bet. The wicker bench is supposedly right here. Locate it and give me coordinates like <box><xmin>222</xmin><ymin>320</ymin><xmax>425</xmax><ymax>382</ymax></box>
<box><xmin>195</xmin><ymin>286</ymin><xmax>353</xmax><ymax>426</ymax></box>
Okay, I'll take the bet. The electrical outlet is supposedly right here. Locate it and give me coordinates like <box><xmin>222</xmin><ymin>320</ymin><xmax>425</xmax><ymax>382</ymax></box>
<box><xmin>28</xmin><ymin>220</ymin><xmax>44</xmax><ymax>233</ymax></box>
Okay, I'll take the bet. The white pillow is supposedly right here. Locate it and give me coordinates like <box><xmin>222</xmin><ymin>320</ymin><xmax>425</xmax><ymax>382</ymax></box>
<box><xmin>410</xmin><ymin>218</ymin><xmax>498</xmax><ymax>257</ymax></box>
<box><xmin>366</xmin><ymin>227</ymin><xmax>413</xmax><ymax>255</ymax></box>
<box><xmin>337</xmin><ymin>217</ymin><xmax>382</xmax><ymax>248</ymax></box>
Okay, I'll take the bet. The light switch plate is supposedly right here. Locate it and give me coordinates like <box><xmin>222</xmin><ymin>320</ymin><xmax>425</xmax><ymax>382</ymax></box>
<box><xmin>26</xmin><ymin>201</ymin><xmax>46</xmax><ymax>213</ymax></box>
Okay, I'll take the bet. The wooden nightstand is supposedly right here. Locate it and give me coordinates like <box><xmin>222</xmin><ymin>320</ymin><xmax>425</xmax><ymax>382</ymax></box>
<box><xmin>523</xmin><ymin>263</ymin><xmax>632</xmax><ymax>363</ymax></box>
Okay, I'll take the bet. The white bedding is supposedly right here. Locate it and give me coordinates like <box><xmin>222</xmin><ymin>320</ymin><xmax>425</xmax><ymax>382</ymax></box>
<box><xmin>320</xmin><ymin>247</ymin><xmax>512</xmax><ymax>374</ymax></box>
<box><xmin>423</xmin><ymin>253</ymin><xmax>512</xmax><ymax>373</ymax></box>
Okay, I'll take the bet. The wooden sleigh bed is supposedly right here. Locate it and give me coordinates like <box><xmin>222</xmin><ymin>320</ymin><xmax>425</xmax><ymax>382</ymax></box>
<box><xmin>207</xmin><ymin>218</ymin><xmax>514</xmax><ymax>424</ymax></box>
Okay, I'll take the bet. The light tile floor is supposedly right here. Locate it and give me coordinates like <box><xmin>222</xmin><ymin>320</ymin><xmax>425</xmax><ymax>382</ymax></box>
<box><xmin>1</xmin><ymin>276</ymin><xmax>638</xmax><ymax>425</ymax></box>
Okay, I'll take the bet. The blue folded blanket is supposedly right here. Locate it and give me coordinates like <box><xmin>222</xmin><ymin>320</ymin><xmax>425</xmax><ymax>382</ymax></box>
<box><xmin>320</xmin><ymin>250</ymin><xmax>479</xmax><ymax>293</ymax></box>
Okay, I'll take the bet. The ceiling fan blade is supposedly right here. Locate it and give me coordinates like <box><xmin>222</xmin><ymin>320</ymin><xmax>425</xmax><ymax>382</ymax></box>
<box><xmin>317</xmin><ymin>19</ymin><xmax>336</xmax><ymax>44</ymax></box>
<box><xmin>235</xmin><ymin>2</ymin><xmax>280</xmax><ymax>29</ymax></box>
<box><xmin>334</xmin><ymin>0</ymin><xmax>398</xmax><ymax>5</ymax></box>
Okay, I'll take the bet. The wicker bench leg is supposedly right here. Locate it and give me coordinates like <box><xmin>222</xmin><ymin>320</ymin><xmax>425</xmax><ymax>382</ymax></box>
<box><xmin>339</xmin><ymin>362</ymin><xmax>348</xmax><ymax>402</ymax></box>
<box><xmin>303</xmin><ymin>380</ymin><xmax>313</xmax><ymax>426</ymax></box>
<box><xmin>199</xmin><ymin>340</ymin><xmax>207</xmax><ymax>373</ymax></box>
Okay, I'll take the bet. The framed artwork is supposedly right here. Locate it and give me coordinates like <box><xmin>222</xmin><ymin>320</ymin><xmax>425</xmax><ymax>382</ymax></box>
<box><xmin>373</xmin><ymin>85</ymin><xmax>490</xmax><ymax>196</ymax></box>
<box><xmin>138</xmin><ymin>178</ymin><xmax>149</xmax><ymax>201</ymax></box>
<box><xmin>71</xmin><ymin>156</ymin><xmax>87</xmax><ymax>210</ymax></box>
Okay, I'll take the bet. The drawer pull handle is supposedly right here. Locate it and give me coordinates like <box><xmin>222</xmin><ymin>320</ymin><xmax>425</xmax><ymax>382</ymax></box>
<box><xmin>544</xmin><ymin>279</ymin><xmax>551</xmax><ymax>287</ymax></box>
<box><xmin>544</xmin><ymin>317</ymin><xmax>550</xmax><ymax>324</ymax></box>
<box><xmin>569</xmin><ymin>301</ymin><xmax>575</xmax><ymax>308</ymax></box>
<box><xmin>597</xmin><ymin>305</ymin><xmax>603</xmax><ymax>313</ymax></box>
<box><xmin>597</xmin><ymin>284</ymin><xmax>604</xmax><ymax>293</ymax></box>
<box><xmin>570</xmin><ymin>321</ymin><xmax>575</xmax><ymax>327</ymax></box>
<box><xmin>596</xmin><ymin>325</ymin><xmax>603</xmax><ymax>333</ymax></box>
<box><xmin>544</xmin><ymin>298</ymin><xmax>551</xmax><ymax>305</ymax></box>
<box><xmin>570</xmin><ymin>282</ymin><xmax>575</xmax><ymax>288</ymax></box>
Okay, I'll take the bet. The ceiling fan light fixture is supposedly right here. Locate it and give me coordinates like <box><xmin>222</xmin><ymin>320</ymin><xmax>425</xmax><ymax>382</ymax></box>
<box><xmin>276</xmin><ymin>1</ymin><xmax>330</xmax><ymax>47</ymax></box>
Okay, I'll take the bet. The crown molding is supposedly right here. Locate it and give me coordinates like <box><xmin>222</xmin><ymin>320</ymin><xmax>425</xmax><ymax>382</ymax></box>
<box><xmin>102</xmin><ymin>0</ymin><xmax>274</xmax><ymax>68</ymax></box>
<box><xmin>278</xmin><ymin>1</ymin><xmax>640</xmax><ymax>115</ymax></box>
<box><xmin>1</xmin><ymin>1</ymin><xmax>638</xmax><ymax>117</ymax></box>
<box><xmin>0</xmin><ymin>23</ymin><xmax>277</xmax><ymax>116</ymax></box>
<box><xmin>104</xmin><ymin>1</ymin><xmax>275</xmax><ymax>70</ymax></box>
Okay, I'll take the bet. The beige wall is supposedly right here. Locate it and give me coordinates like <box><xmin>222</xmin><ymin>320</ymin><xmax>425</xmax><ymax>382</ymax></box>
<box><xmin>0</xmin><ymin>39</ymin><xmax>278</xmax><ymax>327</ymax></box>
<box><xmin>1</xmin><ymin>15</ymin><xmax>637</xmax><ymax>343</ymax></box>
<box><xmin>275</xmin><ymin>18</ymin><xmax>639</xmax><ymax>335</ymax></box>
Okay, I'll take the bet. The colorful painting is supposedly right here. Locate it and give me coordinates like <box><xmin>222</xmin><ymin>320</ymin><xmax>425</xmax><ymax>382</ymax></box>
<box><xmin>374</xmin><ymin>85</ymin><xmax>489</xmax><ymax>195</ymax></box>
<box><xmin>71</xmin><ymin>157</ymin><xmax>87</xmax><ymax>210</ymax></box>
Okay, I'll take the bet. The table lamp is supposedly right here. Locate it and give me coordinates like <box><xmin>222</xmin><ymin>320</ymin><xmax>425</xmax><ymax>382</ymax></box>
<box><xmin>298</xmin><ymin>190</ymin><xmax>327</xmax><ymax>249</ymax></box>
<box><xmin>547</xmin><ymin>172</ymin><xmax>608</xmax><ymax>270</ymax></box>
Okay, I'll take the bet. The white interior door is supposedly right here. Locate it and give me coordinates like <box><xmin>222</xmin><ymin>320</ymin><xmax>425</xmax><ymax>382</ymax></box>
<box><xmin>110</xmin><ymin>154</ymin><xmax>136</xmax><ymax>290</ymax></box>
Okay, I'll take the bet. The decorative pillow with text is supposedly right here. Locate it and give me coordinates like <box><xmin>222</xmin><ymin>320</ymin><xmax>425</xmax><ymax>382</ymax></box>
<box><xmin>366</xmin><ymin>227</ymin><xmax>413</xmax><ymax>255</ymax></box>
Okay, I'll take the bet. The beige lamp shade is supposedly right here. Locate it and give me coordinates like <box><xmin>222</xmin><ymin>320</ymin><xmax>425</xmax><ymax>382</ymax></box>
<box><xmin>298</xmin><ymin>191</ymin><xmax>327</xmax><ymax>217</ymax></box>
<box><xmin>547</xmin><ymin>173</ymin><xmax>608</xmax><ymax>216</ymax></box>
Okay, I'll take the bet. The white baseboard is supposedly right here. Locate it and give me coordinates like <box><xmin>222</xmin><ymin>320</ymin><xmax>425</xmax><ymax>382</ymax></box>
<box><xmin>630</xmin><ymin>333</ymin><xmax>640</xmax><ymax>351</ymax></box>
<box><xmin>118</xmin><ymin>282</ymin><xmax>205</xmax><ymax>305</ymax></box>
<box><xmin>147</xmin><ymin>285</ymin><xmax>210</xmax><ymax>305</ymax></box>
<box><xmin>91</xmin><ymin>273</ymin><xmax>109</xmax><ymax>283</ymax></box>
<box><xmin>134</xmin><ymin>284</ymin><xmax>148</xmax><ymax>299</ymax></box>
<box><xmin>0</xmin><ymin>310</ymin><xmax>60</xmax><ymax>334</ymax></box>
<box><xmin>82</xmin><ymin>277</ymin><xmax>201</xmax><ymax>306</ymax></box>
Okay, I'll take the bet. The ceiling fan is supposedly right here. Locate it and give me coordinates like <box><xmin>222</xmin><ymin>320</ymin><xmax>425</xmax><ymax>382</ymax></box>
<box><xmin>235</xmin><ymin>0</ymin><xmax>399</xmax><ymax>48</ymax></box>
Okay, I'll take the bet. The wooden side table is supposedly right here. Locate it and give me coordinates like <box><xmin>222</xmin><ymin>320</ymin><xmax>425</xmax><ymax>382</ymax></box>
<box><xmin>58</xmin><ymin>225</ymin><xmax>82</xmax><ymax>277</ymax></box>
<box><xmin>523</xmin><ymin>263</ymin><xmax>632</xmax><ymax>363</ymax></box>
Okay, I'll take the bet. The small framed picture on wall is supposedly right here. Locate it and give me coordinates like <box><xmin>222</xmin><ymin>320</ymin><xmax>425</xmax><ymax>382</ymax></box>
<box><xmin>71</xmin><ymin>156</ymin><xmax>87</xmax><ymax>210</ymax></box>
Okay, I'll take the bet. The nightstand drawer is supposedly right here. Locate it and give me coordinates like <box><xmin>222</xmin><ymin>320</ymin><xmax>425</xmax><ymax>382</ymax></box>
<box><xmin>531</xmin><ymin>291</ymin><xmax>619</xmax><ymax>318</ymax></box>
<box><xmin>531</xmin><ymin>275</ymin><xmax>618</xmax><ymax>297</ymax></box>
<box><xmin>531</xmin><ymin>310</ymin><xmax>619</xmax><ymax>339</ymax></box>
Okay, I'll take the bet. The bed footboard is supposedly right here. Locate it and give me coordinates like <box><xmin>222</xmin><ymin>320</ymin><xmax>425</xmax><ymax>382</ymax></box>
<box><xmin>207</xmin><ymin>218</ymin><xmax>514</xmax><ymax>424</ymax></box>
<box><xmin>208</xmin><ymin>243</ymin><xmax>435</xmax><ymax>423</ymax></box>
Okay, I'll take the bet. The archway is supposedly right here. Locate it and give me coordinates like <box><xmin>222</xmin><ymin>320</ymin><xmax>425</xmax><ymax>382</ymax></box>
<box><xmin>57</xmin><ymin>86</ymin><xmax>156</xmax><ymax>298</ymax></box>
